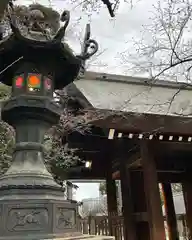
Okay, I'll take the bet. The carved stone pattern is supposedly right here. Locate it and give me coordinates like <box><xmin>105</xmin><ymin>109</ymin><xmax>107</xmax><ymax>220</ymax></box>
<box><xmin>56</xmin><ymin>208</ymin><xmax>75</xmax><ymax>229</ymax></box>
<box><xmin>3</xmin><ymin>99</ymin><xmax>45</xmax><ymax>110</ymax></box>
<box><xmin>6</xmin><ymin>208</ymin><xmax>49</xmax><ymax>231</ymax></box>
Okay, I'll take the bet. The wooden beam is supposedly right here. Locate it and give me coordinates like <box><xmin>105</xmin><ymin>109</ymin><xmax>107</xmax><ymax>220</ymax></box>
<box><xmin>128</xmin><ymin>158</ymin><xmax>141</xmax><ymax>168</ymax></box>
<box><xmin>155</xmin><ymin>152</ymin><xmax>192</xmax><ymax>171</ymax></box>
<box><xmin>92</xmin><ymin>109</ymin><xmax>192</xmax><ymax>135</ymax></box>
<box><xmin>112</xmin><ymin>170</ymin><xmax>185</xmax><ymax>183</ymax></box>
<box><xmin>124</xmin><ymin>152</ymin><xmax>141</xmax><ymax>168</ymax></box>
<box><xmin>68</xmin><ymin>134</ymin><xmax>107</xmax><ymax>151</ymax></box>
<box><xmin>120</xmin><ymin>156</ymin><xmax>136</xmax><ymax>240</ymax></box>
<box><xmin>158</xmin><ymin>171</ymin><xmax>185</xmax><ymax>183</ymax></box>
<box><xmin>67</xmin><ymin>167</ymin><xmax>105</xmax><ymax>179</ymax></box>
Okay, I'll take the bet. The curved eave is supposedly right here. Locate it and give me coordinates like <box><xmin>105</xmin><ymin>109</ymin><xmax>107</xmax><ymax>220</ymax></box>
<box><xmin>65</xmin><ymin>82</ymin><xmax>93</xmax><ymax>108</ymax></box>
<box><xmin>75</xmin><ymin>71</ymin><xmax>192</xmax><ymax>135</ymax></box>
<box><xmin>90</xmin><ymin>109</ymin><xmax>192</xmax><ymax>135</ymax></box>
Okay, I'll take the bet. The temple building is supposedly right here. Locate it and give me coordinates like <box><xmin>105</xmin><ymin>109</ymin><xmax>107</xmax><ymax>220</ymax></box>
<box><xmin>65</xmin><ymin>71</ymin><xmax>192</xmax><ymax>240</ymax></box>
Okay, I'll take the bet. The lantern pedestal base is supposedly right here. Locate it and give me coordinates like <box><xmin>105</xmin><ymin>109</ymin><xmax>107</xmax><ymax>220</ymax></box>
<box><xmin>47</xmin><ymin>236</ymin><xmax>115</xmax><ymax>240</ymax></box>
<box><xmin>0</xmin><ymin>192</ymin><xmax>80</xmax><ymax>240</ymax></box>
<box><xmin>0</xmin><ymin>235</ymin><xmax>115</xmax><ymax>240</ymax></box>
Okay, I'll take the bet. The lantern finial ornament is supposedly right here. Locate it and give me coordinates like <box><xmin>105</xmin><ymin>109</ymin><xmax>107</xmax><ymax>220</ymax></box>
<box><xmin>0</xmin><ymin>3</ymin><xmax>99</xmax><ymax>240</ymax></box>
<box><xmin>0</xmin><ymin>3</ymin><xmax>98</xmax><ymax>89</ymax></box>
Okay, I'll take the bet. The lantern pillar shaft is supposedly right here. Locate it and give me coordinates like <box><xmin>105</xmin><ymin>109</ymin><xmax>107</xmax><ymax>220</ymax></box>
<box><xmin>3</xmin><ymin>119</ymin><xmax>53</xmax><ymax>181</ymax></box>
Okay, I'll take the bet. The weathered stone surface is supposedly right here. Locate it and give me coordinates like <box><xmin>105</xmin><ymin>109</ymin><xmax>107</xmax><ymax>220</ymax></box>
<box><xmin>46</xmin><ymin>236</ymin><xmax>115</xmax><ymax>240</ymax></box>
<box><xmin>0</xmin><ymin>197</ymin><xmax>81</xmax><ymax>240</ymax></box>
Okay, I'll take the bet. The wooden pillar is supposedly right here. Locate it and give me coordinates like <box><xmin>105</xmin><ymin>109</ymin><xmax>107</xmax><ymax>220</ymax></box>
<box><xmin>141</xmin><ymin>141</ymin><xmax>166</xmax><ymax>240</ymax></box>
<box><xmin>120</xmin><ymin>157</ymin><xmax>136</xmax><ymax>240</ymax></box>
<box><xmin>106</xmin><ymin>158</ymin><xmax>118</xmax><ymax>237</ymax></box>
<box><xmin>161</xmin><ymin>183</ymin><xmax>179</xmax><ymax>240</ymax></box>
<box><xmin>106</xmin><ymin>162</ymin><xmax>118</xmax><ymax>215</ymax></box>
<box><xmin>131</xmin><ymin>171</ymin><xmax>150</xmax><ymax>240</ymax></box>
<box><xmin>182</xmin><ymin>178</ymin><xmax>192</xmax><ymax>239</ymax></box>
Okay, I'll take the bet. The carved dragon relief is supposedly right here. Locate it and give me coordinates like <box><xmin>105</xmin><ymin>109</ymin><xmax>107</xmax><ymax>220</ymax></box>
<box><xmin>7</xmin><ymin>208</ymin><xmax>49</xmax><ymax>231</ymax></box>
<box><xmin>56</xmin><ymin>208</ymin><xmax>75</xmax><ymax>229</ymax></box>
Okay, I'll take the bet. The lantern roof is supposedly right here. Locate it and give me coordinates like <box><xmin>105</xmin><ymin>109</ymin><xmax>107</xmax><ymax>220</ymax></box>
<box><xmin>0</xmin><ymin>34</ymin><xmax>81</xmax><ymax>89</ymax></box>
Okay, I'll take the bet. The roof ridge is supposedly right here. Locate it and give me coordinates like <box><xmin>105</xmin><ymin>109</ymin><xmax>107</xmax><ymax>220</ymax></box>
<box><xmin>82</xmin><ymin>71</ymin><xmax>192</xmax><ymax>90</ymax></box>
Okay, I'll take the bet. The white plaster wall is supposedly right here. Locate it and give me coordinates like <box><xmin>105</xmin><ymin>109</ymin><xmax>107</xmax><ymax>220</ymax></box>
<box><xmin>75</xmin><ymin>79</ymin><xmax>192</xmax><ymax>117</ymax></box>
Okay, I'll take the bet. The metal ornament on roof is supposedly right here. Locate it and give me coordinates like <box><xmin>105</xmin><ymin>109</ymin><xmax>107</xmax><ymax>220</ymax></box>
<box><xmin>78</xmin><ymin>23</ymin><xmax>98</xmax><ymax>78</ymax></box>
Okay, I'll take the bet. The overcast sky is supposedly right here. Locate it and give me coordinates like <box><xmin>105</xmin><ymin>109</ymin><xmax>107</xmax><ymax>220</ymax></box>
<box><xmin>16</xmin><ymin>0</ymin><xmax>156</xmax><ymax>200</ymax></box>
<box><xmin>17</xmin><ymin>0</ymin><xmax>156</xmax><ymax>75</ymax></box>
<box><xmin>74</xmin><ymin>182</ymin><xmax>100</xmax><ymax>201</ymax></box>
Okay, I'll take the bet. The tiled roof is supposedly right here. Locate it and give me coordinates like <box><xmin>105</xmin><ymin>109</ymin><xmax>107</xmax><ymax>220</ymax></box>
<box><xmin>75</xmin><ymin>71</ymin><xmax>192</xmax><ymax>117</ymax></box>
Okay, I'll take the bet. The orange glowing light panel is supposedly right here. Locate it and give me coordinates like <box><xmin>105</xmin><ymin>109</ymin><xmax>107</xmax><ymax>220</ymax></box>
<box><xmin>15</xmin><ymin>76</ymin><xmax>24</xmax><ymax>88</ymax></box>
<box><xmin>27</xmin><ymin>74</ymin><xmax>41</xmax><ymax>88</ymax></box>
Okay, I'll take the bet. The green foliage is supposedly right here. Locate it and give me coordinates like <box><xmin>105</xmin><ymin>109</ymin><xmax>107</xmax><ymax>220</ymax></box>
<box><xmin>0</xmin><ymin>121</ymin><xmax>14</xmax><ymax>175</ymax></box>
<box><xmin>0</xmin><ymin>84</ymin><xmax>14</xmax><ymax>174</ymax></box>
<box><xmin>44</xmin><ymin>136</ymin><xmax>81</xmax><ymax>182</ymax></box>
<box><xmin>0</xmin><ymin>83</ymin><xmax>11</xmax><ymax>99</ymax></box>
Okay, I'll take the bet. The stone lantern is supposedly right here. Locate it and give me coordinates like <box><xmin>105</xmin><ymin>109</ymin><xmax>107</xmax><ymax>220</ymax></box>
<box><xmin>0</xmin><ymin>6</ymin><xmax>113</xmax><ymax>240</ymax></box>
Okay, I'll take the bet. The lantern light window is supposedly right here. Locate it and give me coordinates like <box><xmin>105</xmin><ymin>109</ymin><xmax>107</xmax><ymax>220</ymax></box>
<box><xmin>15</xmin><ymin>76</ymin><xmax>24</xmax><ymax>88</ymax></box>
<box><xmin>44</xmin><ymin>78</ymin><xmax>52</xmax><ymax>90</ymax></box>
<box><xmin>27</xmin><ymin>74</ymin><xmax>41</xmax><ymax>89</ymax></box>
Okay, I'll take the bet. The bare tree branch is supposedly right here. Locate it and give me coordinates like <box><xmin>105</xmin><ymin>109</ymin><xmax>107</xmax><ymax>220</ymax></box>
<box><xmin>122</xmin><ymin>0</ymin><xmax>192</xmax><ymax>82</ymax></box>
